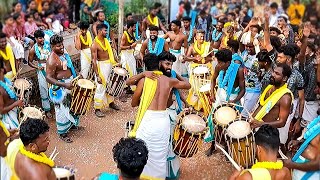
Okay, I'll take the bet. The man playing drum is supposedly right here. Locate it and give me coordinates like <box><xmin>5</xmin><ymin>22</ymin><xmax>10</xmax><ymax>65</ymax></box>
<box><xmin>140</xmin><ymin>25</ymin><xmax>169</xmax><ymax>60</ymax></box>
<box><xmin>128</xmin><ymin>53</ymin><xmax>190</xmax><ymax>179</ymax></box>
<box><xmin>0</xmin><ymin>33</ymin><xmax>18</xmax><ymax>81</ymax></box>
<box><xmin>28</xmin><ymin>30</ymin><xmax>53</xmax><ymax>119</ymax></box>
<box><xmin>229</xmin><ymin>125</ymin><xmax>291</xmax><ymax>180</ymax></box>
<box><xmin>91</xmin><ymin>24</ymin><xmax>120</xmax><ymax>117</ymax></box>
<box><xmin>183</xmin><ymin>29</ymin><xmax>214</xmax><ymax>112</ymax></box>
<box><xmin>120</xmin><ymin>20</ymin><xmax>138</xmax><ymax>93</ymax></box>
<box><xmin>206</xmin><ymin>49</ymin><xmax>245</xmax><ymax>156</ymax></box>
<box><xmin>14</xmin><ymin>118</ymin><xmax>56</xmax><ymax>180</ymax></box>
<box><xmin>75</xmin><ymin>21</ymin><xmax>93</xmax><ymax>79</ymax></box>
<box><xmin>284</xmin><ymin>116</ymin><xmax>320</xmax><ymax>180</ymax></box>
<box><xmin>163</xmin><ymin>20</ymin><xmax>188</xmax><ymax>77</ymax></box>
<box><xmin>250</xmin><ymin>63</ymin><xmax>293</xmax><ymax>151</ymax></box>
<box><xmin>46</xmin><ymin>34</ymin><xmax>80</xmax><ymax>143</ymax></box>
<box><xmin>142</xmin><ymin>6</ymin><xmax>167</xmax><ymax>39</ymax></box>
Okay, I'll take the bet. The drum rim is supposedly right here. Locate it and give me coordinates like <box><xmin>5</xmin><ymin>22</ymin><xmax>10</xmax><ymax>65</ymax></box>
<box><xmin>213</xmin><ymin>104</ymin><xmax>239</xmax><ymax>126</ymax></box>
<box><xmin>53</xmin><ymin>166</ymin><xmax>76</xmax><ymax>176</ymax></box>
<box><xmin>19</xmin><ymin>105</ymin><xmax>45</xmax><ymax>121</ymax></box>
<box><xmin>179</xmin><ymin>112</ymin><xmax>207</xmax><ymax>135</ymax></box>
<box><xmin>113</xmin><ymin>67</ymin><xmax>128</xmax><ymax>76</ymax></box>
<box><xmin>14</xmin><ymin>78</ymin><xmax>32</xmax><ymax>89</ymax></box>
<box><xmin>225</xmin><ymin>119</ymin><xmax>253</xmax><ymax>140</ymax></box>
<box><xmin>76</xmin><ymin>79</ymin><xmax>96</xmax><ymax>89</ymax></box>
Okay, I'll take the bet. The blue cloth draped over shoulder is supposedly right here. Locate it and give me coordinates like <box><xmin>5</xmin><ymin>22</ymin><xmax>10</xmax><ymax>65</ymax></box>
<box><xmin>148</xmin><ymin>38</ymin><xmax>165</xmax><ymax>55</ymax></box>
<box><xmin>232</xmin><ymin>53</ymin><xmax>244</xmax><ymax>65</ymax></box>
<box><xmin>184</xmin><ymin>10</ymin><xmax>198</xmax><ymax>27</ymax></box>
<box><xmin>60</xmin><ymin>53</ymin><xmax>77</xmax><ymax>78</ymax></box>
<box><xmin>218</xmin><ymin>62</ymin><xmax>241</xmax><ymax>101</ymax></box>
<box><xmin>171</xmin><ymin>70</ymin><xmax>183</xmax><ymax>114</ymax></box>
<box><xmin>103</xmin><ymin>21</ymin><xmax>111</xmax><ymax>41</ymax></box>
<box><xmin>135</xmin><ymin>22</ymin><xmax>141</xmax><ymax>40</ymax></box>
<box><xmin>292</xmin><ymin>116</ymin><xmax>320</xmax><ymax>180</ymax></box>
<box><xmin>99</xmin><ymin>172</ymin><xmax>118</xmax><ymax>180</ymax></box>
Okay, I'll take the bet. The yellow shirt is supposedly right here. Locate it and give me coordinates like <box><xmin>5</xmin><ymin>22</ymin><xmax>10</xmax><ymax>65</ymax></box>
<box><xmin>287</xmin><ymin>4</ymin><xmax>305</xmax><ymax>25</ymax></box>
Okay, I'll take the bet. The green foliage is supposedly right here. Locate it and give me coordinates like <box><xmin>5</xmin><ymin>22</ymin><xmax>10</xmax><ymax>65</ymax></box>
<box><xmin>124</xmin><ymin>0</ymin><xmax>153</xmax><ymax>15</ymax></box>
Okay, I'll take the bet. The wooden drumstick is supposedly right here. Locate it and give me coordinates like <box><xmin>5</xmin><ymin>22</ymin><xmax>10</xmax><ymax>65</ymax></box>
<box><xmin>278</xmin><ymin>149</ymin><xmax>288</xmax><ymax>159</ymax></box>
<box><xmin>49</xmin><ymin>147</ymin><xmax>57</xmax><ymax>159</ymax></box>
<box><xmin>12</xmin><ymin>67</ymin><xmax>23</xmax><ymax>82</ymax></box>
<box><xmin>216</xmin><ymin>144</ymin><xmax>241</xmax><ymax>171</ymax></box>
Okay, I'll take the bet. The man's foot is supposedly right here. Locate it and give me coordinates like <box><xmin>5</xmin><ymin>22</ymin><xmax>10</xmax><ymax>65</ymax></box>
<box><xmin>70</xmin><ymin>125</ymin><xmax>84</xmax><ymax>131</ymax></box>
<box><xmin>45</xmin><ymin>111</ymin><xmax>53</xmax><ymax>119</ymax></box>
<box><xmin>205</xmin><ymin>147</ymin><xmax>217</xmax><ymax>157</ymax></box>
<box><xmin>59</xmin><ymin>133</ymin><xmax>73</xmax><ymax>143</ymax></box>
<box><xmin>95</xmin><ymin>109</ymin><xmax>106</xmax><ymax>117</ymax></box>
<box><xmin>109</xmin><ymin>102</ymin><xmax>120</xmax><ymax>111</ymax></box>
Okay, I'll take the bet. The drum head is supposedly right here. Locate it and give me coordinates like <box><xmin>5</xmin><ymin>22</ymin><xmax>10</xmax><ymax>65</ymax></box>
<box><xmin>193</xmin><ymin>66</ymin><xmax>209</xmax><ymax>75</ymax></box>
<box><xmin>114</xmin><ymin>67</ymin><xmax>128</xmax><ymax>76</ymax></box>
<box><xmin>214</xmin><ymin>106</ymin><xmax>237</xmax><ymax>125</ymax></box>
<box><xmin>53</xmin><ymin>168</ymin><xmax>72</xmax><ymax>178</ymax></box>
<box><xmin>22</xmin><ymin>107</ymin><xmax>43</xmax><ymax>119</ymax></box>
<box><xmin>182</xmin><ymin>114</ymin><xmax>206</xmax><ymax>134</ymax></box>
<box><xmin>77</xmin><ymin>79</ymin><xmax>95</xmax><ymax>89</ymax></box>
<box><xmin>14</xmin><ymin>79</ymin><xmax>30</xmax><ymax>89</ymax></box>
<box><xmin>226</xmin><ymin>120</ymin><xmax>251</xmax><ymax>139</ymax></box>
<box><xmin>199</xmin><ymin>84</ymin><xmax>211</xmax><ymax>93</ymax></box>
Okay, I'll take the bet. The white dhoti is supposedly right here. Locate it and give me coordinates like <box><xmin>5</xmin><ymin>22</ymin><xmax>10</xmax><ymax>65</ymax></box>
<box><xmin>166</xmin><ymin>104</ymin><xmax>180</xmax><ymax>179</ymax></box>
<box><xmin>0</xmin><ymin>157</ymin><xmax>11</xmax><ymax>180</ymax></box>
<box><xmin>2</xmin><ymin>107</ymin><xmax>19</xmax><ymax>130</ymax></box>
<box><xmin>37</xmin><ymin>63</ymin><xmax>51</xmax><ymax>112</ymax></box>
<box><xmin>120</xmin><ymin>49</ymin><xmax>137</xmax><ymax>77</ymax></box>
<box><xmin>241</xmin><ymin>90</ymin><xmax>260</xmax><ymax>118</ymax></box>
<box><xmin>292</xmin><ymin>156</ymin><xmax>320</xmax><ymax>180</ymax></box>
<box><xmin>302</xmin><ymin>100</ymin><xmax>319</xmax><ymax>127</ymax></box>
<box><xmin>9</xmin><ymin>38</ymin><xmax>24</xmax><ymax>59</ymax></box>
<box><xmin>54</xmin><ymin>77</ymin><xmax>80</xmax><ymax>134</ymax></box>
<box><xmin>136</xmin><ymin>110</ymin><xmax>170</xmax><ymax>179</ymax></box>
<box><xmin>94</xmin><ymin>60</ymin><xmax>114</xmax><ymax>109</ymax></box>
<box><xmin>278</xmin><ymin>98</ymin><xmax>298</xmax><ymax>144</ymax></box>
<box><xmin>80</xmin><ymin>48</ymin><xmax>92</xmax><ymax>79</ymax></box>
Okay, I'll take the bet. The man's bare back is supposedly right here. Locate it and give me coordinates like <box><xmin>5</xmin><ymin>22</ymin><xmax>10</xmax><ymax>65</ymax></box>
<box><xmin>15</xmin><ymin>152</ymin><xmax>56</xmax><ymax>180</ymax></box>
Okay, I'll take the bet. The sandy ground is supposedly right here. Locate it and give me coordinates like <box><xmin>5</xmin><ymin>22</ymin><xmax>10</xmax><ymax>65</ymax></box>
<box><xmin>45</xmin><ymin>98</ymin><xmax>234</xmax><ymax>180</ymax></box>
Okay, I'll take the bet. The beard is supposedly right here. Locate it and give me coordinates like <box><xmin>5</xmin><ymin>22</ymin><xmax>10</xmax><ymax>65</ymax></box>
<box><xmin>160</xmin><ymin>66</ymin><xmax>171</xmax><ymax>77</ymax></box>
<box><xmin>270</xmin><ymin>77</ymin><xmax>281</xmax><ymax>86</ymax></box>
<box><xmin>150</xmin><ymin>35</ymin><xmax>157</xmax><ymax>41</ymax></box>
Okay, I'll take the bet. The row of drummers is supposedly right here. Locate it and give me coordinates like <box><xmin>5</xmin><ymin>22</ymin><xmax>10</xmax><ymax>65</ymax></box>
<box><xmin>171</xmin><ymin>62</ymin><xmax>255</xmax><ymax>169</ymax></box>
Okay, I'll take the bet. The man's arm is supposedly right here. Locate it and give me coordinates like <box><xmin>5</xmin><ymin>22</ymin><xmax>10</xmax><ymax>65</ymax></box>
<box><xmin>74</xmin><ymin>33</ymin><xmax>82</xmax><ymax>50</ymax></box>
<box><xmin>92</xmin><ymin>23</ymin><xmax>97</xmax><ymax>37</ymax></box>
<box><xmin>297</xmin><ymin>89</ymin><xmax>305</xmax><ymax>119</ymax></box>
<box><xmin>19</xmin><ymin>165</ymin><xmax>51</xmax><ymax>180</ymax></box>
<box><xmin>284</xmin><ymin>155</ymin><xmax>320</xmax><ymax>171</ymax></box>
<box><xmin>0</xmin><ymin>91</ymin><xmax>22</xmax><ymax>114</ymax></box>
<box><xmin>183</xmin><ymin>34</ymin><xmax>189</xmax><ymax>54</ymax></box>
<box><xmin>163</xmin><ymin>41</ymin><xmax>169</xmax><ymax>52</ymax></box>
<box><xmin>297</xmin><ymin>24</ymin><xmax>311</xmax><ymax>64</ymax></box>
<box><xmin>27</xmin><ymin>47</ymin><xmax>39</xmax><ymax>69</ymax></box>
<box><xmin>91</xmin><ymin>44</ymin><xmax>102</xmax><ymax>84</ymax></box>
<box><xmin>159</xmin><ymin>20</ymin><xmax>167</xmax><ymax>33</ymax></box>
<box><xmin>264</xmin><ymin>12</ymin><xmax>273</xmax><ymax>52</ymax></box>
<box><xmin>120</xmin><ymin>34</ymin><xmax>131</xmax><ymax>50</ymax></box>
<box><xmin>141</xmin><ymin>19</ymin><xmax>147</xmax><ymax>39</ymax></box>
<box><xmin>211</xmin><ymin>65</ymin><xmax>219</xmax><ymax>98</ymax></box>
<box><xmin>139</xmin><ymin>41</ymin><xmax>148</xmax><ymax>60</ymax></box>
<box><xmin>184</xmin><ymin>45</ymin><xmax>199</xmax><ymax>62</ymax></box>
<box><xmin>170</xmin><ymin>78</ymin><xmax>191</xmax><ymax>90</ymax></box>
<box><xmin>126</xmin><ymin>72</ymin><xmax>147</xmax><ymax>86</ymax></box>
<box><xmin>131</xmin><ymin>78</ymin><xmax>145</xmax><ymax>107</ymax></box>
<box><xmin>231</xmin><ymin>67</ymin><xmax>245</xmax><ymax>103</ymax></box>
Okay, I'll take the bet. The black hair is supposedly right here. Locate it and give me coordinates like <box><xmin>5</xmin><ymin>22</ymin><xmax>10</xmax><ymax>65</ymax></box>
<box><xmin>50</xmin><ymin>34</ymin><xmax>63</xmax><ymax>46</ymax></box>
<box><xmin>278</xmin><ymin>43</ymin><xmax>300</xmax><ymax>59</ymax></box>
<box><xmin>179</xmin><ymin>1</ymin><xmax>185</xmax><ymax>6</ymax></box>
<box><xmin>126</xmin><ymin>13</ymin><xmax>132</xmax><ymax>18</ymax></box>
<box><xmin>12</xmin><ymin>1</ymin><xmax>20</xmax><ymax>8</ymax></box>
<box><xmin>113</xmin><ymin>137</ymin><xmax>148</xmax><ymax>178</ymax></box>
<box><xmin>257</xmin><ymin>50</ymin><xmax>272</xmax><ymax>63</ymax></box>
<box><xmin>42</xmin><ymin>1</ymin><xmax>49</xmax><ymax>6</ymax></box>
<box><xmin>228</xmin><ymin>12</ymin><xmax>236</xmax><ymax>17</ymax></box>
<box><xmin>182</xmin><ymin>16</ymin><xmax>191</xmax><ymax>22</ymax></box>
<box><xmin>270</xmin><ymin>27</ymin><xmax>282</xmax><ymax>35</ymax></box>
<box><xmin>0</xmin><ymin>32</ymin><xmax>6</xmax><ymax>39</ymax></box>
<box><xmin>255</xmin><ymin>125</ymin><xmax>280</xmax><ymax>152</ymax></box>
<box><xmin>149</xmin><ymin>25</ymin><xmax>159</xmax><ymax>32</ymax></box>
<box><xmin>250</xmin><ymin>24</ymin><xmax>263</xmax><ymax>33</ymax></box>
<box><xmin>96</xmin><ymin>23</ymin><xmax>108</xmax><ymax>32</ymax></box>
<box><xmin>217</xmin><ymin>19</ymin><xmax>225</xmax><ymax>25</ymax></box>
<box><xmin>95</xmin><ymin>10</ymin><xmax>104</xmax><ymax>18</ymax></box>
<box><xmin>215</xmin><ymin>49</ymin><xmax>232</xmax><ymax>62</ymax></box>
<box><xmin>307</xmin><ymin>42</ymin><xmax>316</xmax><ymax>52</ymax></box>
<box><xmin>25</xmin><ymin>13</ymin><xmax>34</xmax><ymax>21</ymax></box>
<box><xmin>278</xmin><ymin>16</ymin><xmax>288</xmax><ymax>23</ymax></box>
<box><xmin>143</xmin><ymin>53</ymin><xmax>159</xmax><ymax>71</ymax></box>
<box><xmin>12</xmin><ymin>13</ymin><xmax>21</xmax><ymax>21</ymax></box>
<box><xmin>227</xmin><ymin>39</ymin><xmax>240</xmax><ymax>52</ymax></box>
<box><xmin>154</xmin><ymin>2</ymin><xmax>162</xmax><ymax>8</ymax></box>
<box><xmin>127</xmin><ymin>20</ymin><xmax>136</xmax><ymax>29</ymax></box>
<box><xmin>171</xmin><ymin>20</ymin><xmax>181</xmax><ymax>28</ymax></box>
<box><xmin>277</xmin><ymin>63</ymin><xmax>292</xmax><ymax>78</ymax></box>
<box><xmin>149</xmin><ymin>6</ymin><xmax>157</xmax><ymax>11</ymax></box>
<box><xmin>270</xmin><ymin>35</ymin><xmax>282</xmax><ymax>52</ymax></box>
<box><xmin>28</xmin><ymin>0</ymin><xmax>35</xmax><ymax>5</ymax></box>
<box><xmin>45</xmin><ymin>9</ymin><xmax>55</xmax><ymax>17</ymax></box>
<box><xmin>158</xmin><ymin>51</ymin><xmax>176</xmax><ymax>62</ymax></box>
<box><xmin>34</xmin><ymin>30</ymin><xmax>45</xmax><ymax>38</ymax></box>
<box><xmin>4</xmin><ymin>14</ymin><xmax>13</xmax><ymax>21</ymax></box>
<box><xmin>270</xmin><ymin>2</ymin><xmax>278</xmax><ymax>9</ymax></box>
<box><xmin>20</xmin><ymin>118</ymin><xmax>50</xmax><ymax>146</ymax></box>
<box><xmin>199</xmin><ymin>10</ymin><xmax>206</xmax><ymax>16</ymax></box>
<box><xmin>78</xmin><ymin>21</ymin><xmax>90</xmax><ymax>30</ymax></box>
<box><xmin>196</xmin><ymin>29</ymin><xmax>206</xmax><ymax>34</ymax></box>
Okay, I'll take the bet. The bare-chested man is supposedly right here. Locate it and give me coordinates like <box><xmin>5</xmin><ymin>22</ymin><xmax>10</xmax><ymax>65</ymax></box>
<box><xmin>129</xmin><ymin>53</ymin><xmax>190</xmax><ymax>179</ymax></box>
<box><xmin>229</xmin><ymin>125</ymin><xmax>291</xmax><ymax>180</ymax></box>
<box><xmin>46</xmin><ymin>34</ymin><xmax>80</xmax><ymax>143</ymax></box>
<box><xmin>0</xmin><ymin>32</ymin><xmax>17</xmax><ymax>81</ymax></box>
<box><xmin>210</xmin><ymin>20</ymin><xmax>225</xmax><ymax>49</ymax></box>
<box><xmin>92</xmin><ymin>11</ymin><xmax>116</xmax><ymax>48</ymax></box>
<box><xmin>28</xmin><ymin>30</ymin><xmax>52</xmax><ymax>119</ymax></box>
<box><xmin>284</xmin><ymin>116</ymin><xmax>320</xmax><ymax>179</ymax></box>
<box><xmin>181</xmin><ymin>17</ymin><xmax>196</xmax><ymax>45</ymax></box>
<box><xmin>251</xmin><ymin>63</ymin><xmax>293</xmax><ymax>150</ymax></box>
<box><xmin>163</xmin><ymin>20</ymin><xmax>188</xmax><ymax>77</ymax></box>
<box><xmin>91</xmin><ymin>24</ymin><xmax>120</xmax><ymax>117</ymax></box>
<box><xmin>142</xmin><ymin>6</ymin><xmax>167</xmax><ymax>39</ymax></box>
<box><xmin>140</xmin><ymin>25</ymin><xmax>169</xmax><ymax>60</ymax></box>
<box><xmin>75</xmin><ymin>21</ymin><xmax>93</xmax><ymax>79</ymax></box>
<box><xmin>15</xmin><ymin>118</ymin><xmax>56</xmax><ymax>180</ymax></box>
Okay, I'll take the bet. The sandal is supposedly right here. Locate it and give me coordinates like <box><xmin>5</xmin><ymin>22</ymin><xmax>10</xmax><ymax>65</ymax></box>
<box><xmin>59</xmin><ymin>134</ymin><xmax>73</xmax><ymax>143</ymax></box>
<box><xmin>95</xmin><ymin>110</ymin><xmax>106</xmax><ymax>117</ymax></box>
<box><xmin>109</xmin><ymin>102</ymin><xmax>120</xmax><ymax>111</ymax></box>
<box><xmin>70</xmin><ymin>125</ymin><xmax>84</xmax><ymax>131</ymax></box>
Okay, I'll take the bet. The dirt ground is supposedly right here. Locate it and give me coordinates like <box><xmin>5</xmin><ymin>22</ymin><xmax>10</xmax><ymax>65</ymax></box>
<box><xmin>46</xmin><ymin>98</ymin><xmax>234</xmax><ymax>180</ymax></box>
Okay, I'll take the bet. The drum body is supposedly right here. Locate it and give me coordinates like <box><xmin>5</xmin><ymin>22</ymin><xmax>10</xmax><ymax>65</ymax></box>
<box><xmin>106</xmin><ymin>67</ymin><xmax>128</xmax><ymax>97</ymax></box>
<box><xmin>225</xmin><ymin>120</ymin><xmax>255</xmax><ymax>168</ymax></box>
<box><xmin>191</xmin><ymin>65</ymin><xmax>211</xmax><ymax>93</ymax></box>
<box><xmin>212</xmin><ymin>104</ymin><xmax>239</xmax><ymax>144</ymax></box>
<box><xmin>53</xmin><ymin>166</ymin><xmax>75</xmax><ymax>180</ymax></box>
<box><xmin>13</xmin><ymin>78</ymin><xmax>32</xmax><ymax>105</ymax></box>
<box><xmin>173</xmin><ymin>111</ymin><xmax>207</xmax><ymax>158</ymax></box>
<box><xmin>19</xmin><ymin>105</ymin><xmax>45</xmax><ymax>123</ymax></box>
<box><xmin>70</xmin><ymin>79</ymin><xmax>96</xmax><ymax>115</ymax></box>
<box><xmin>198</xmin><ymin>83</ymin><xmax>212</xmax><ymax>115</ymax></box>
